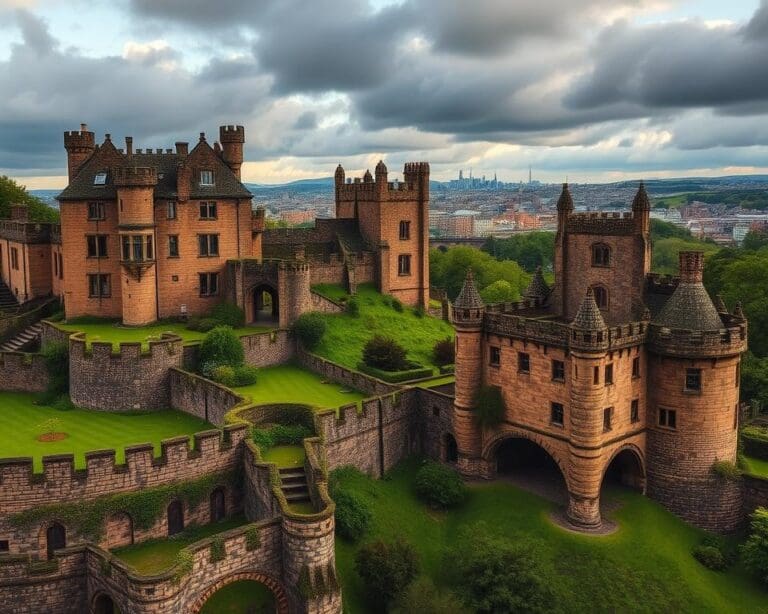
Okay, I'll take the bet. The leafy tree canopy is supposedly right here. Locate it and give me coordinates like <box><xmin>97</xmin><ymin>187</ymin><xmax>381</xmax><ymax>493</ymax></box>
<box><xmin>0</xmin><ymin>176</ymin><xmax>59</xmax><ymax>223</ymax></box>
<box><xmin>483</xmin><ymin>232</ymin><xmax>555</xmax><ymax>272</ymax></box>
<box><xmin>430</xmin><ymin>246</ymin><xmax>529</xmax><ymax>300</ymax></box>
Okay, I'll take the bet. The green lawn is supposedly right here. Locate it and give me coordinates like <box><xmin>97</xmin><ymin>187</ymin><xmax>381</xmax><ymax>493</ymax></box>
<box><xmin>200</xmin><ymin>579</ymin><xmax>276</xmax><ymax>614</ymax></box>
<box><xmin>51</xmin><ymin>320</ymin><xmax>273</xmax><ymax>351</ymax></box>
<box><xmin>262</xmin><ymin>445</ymin><xmax>305</xmax><ymax>468</ymax></box>
<box><xmin>234</xmin><ymin>364</ymin><xmax>366</xmax><ymax>412</ymax></box>
<box><xmin>414</xmin><ymin>375</ymin><xmax>455</xmax><ymax>389</ymax></box>
<box><xmin>311</xmin><ymin>284</ymin><xmax>454</xmax><ymax>374</ymax></box>
<box><xmin>0</xmin><ymin>392</ymin><xmax>212</xmax><ymax>472</ymax></box>
<box><xmin>114</xmin><ymin>516</ymin><xmax>247</xmax><ymax>575</ymax></box>
<box><xmin>334</xmin><ymin>459</ymin><xmax>768</xmax><ymax>613</ymax></box>
<box><xmin>741</xmin><ymin>454</ymin><xmax>768</xmax><ymax>479</ymax></box>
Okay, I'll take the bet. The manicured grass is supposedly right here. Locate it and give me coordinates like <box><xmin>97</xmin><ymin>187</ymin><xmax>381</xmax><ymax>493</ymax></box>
<box><xmin>114</xmin><ymin>516</ymin><xmax>247</xmax><ymax>575</ymax></box>
<box><xmin>334</xmin><ymin>459</ymin><xmax>768</xmax><ymax>613</ymax></box>
<box><xmin>311</xmin><ymin>284</ymin><xmax>454</xmax><ymax>374</ymax></box>
<box><xmin>415</xmin><ymin>375</ymin><xmax>455</xmax><ymax>389</ymax></box>
<box><xmin>741</xmin><ymin>454</ymin><xmax>768</xmax><ymax>479</ymax></box>
<box><xmin>200</xmin><ymin>579</ymin><xmax>276</xmax><ymax>614</ymax></box>
<box><xmin>262</xmin><ymin>445</ymin><xmax>305</xmax><ymax>468</ymax></box>
<box><xmin>52</xmin><ymin>320</ymin><xmax>273</xmax><ymax>351</ymax></box>
<box><xmin>312</xmin><ymin>283</ymin><xmax>350</xmax><ymax>303</ymax></box>
<box><xmin>0</xmin><ymin>392</ymin><xmax>212</xmax><ymax>472</ymax></box>
<box><xmin>234</xmin><ymin>364</ymin><xmax>366</xmax><ymax>412</ymax></box>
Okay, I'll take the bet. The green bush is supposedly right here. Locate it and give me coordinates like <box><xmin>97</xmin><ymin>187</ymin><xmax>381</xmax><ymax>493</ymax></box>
<box><xmin>741</xmin><ymin>507</ymin><xmax>768</xmax><ymax>586</ymax></box>
<box><xmin>362</xmin><ymin>335</ymin><xmax>408</xmax><ymax>371</ymax></box>
<box><xmin>211</xmin><ymin>302</ymin><xmax>246</xmax><ymax>328</ymax></box>
<box><xmin>742</xmin><ymin>426</ymin><xmax>768</xmax><ymax>461</ymax></box>
<box><xmin>346</xmin><ymin>297</ymin><xmax>360</xmax><ymax>317</ymax></box>
<box><xmin>414</xmin><ymin>461</ymin><xmax>467</xmax><ymax>509</ymax></box>
<box><xmin>357</xmin><ymin>362</ymin><xmax>433</xmax><ymax>383</ymax></box>
<box><xmin>355</xmin><ymin>539</ymin><xmax>419</xmax><ymax>611</ymax></box>
<box><xmin>199</xmin><ymin>326</ymin><xmax>244</xmax><ymax>376</ymax></box>
<box><xmin>332</xmin><ymin>490</ymin><xmax>372</xmax><ymax>542</ymax></box>
<box><xmin>432</xmin><ymin>337</ymin><xmax>455</xmax><ymax>366</ymax></box>
<box><xmin>692</xmin><ymin>545</ymin><xmax>726</xmax><ymax>571</ymax></box>
<box><xmin>474</xmin><ymin>385</ymin><xmax>505</xmax><ymax>428</ymax></box>
<box><xmin>294</xmin><ymin>312</ymin><xmax>327</xmax><ymax>350</ymax></box>
<box><xmin>232</xmin><ymin>365</ymin><xmax>258</xmax><ymax>386</ymax></box>
<box><xmin>210</xmin><ymin>365</ymin><xmax>236</xmax><ymax>386</ymax></box>
<box><xmin>712</xmin><ymin>460</ymin><xmax>741</xmax><ymax>481</ymax></box>
<box><xmin>392</xmin><ymin>577</ymin><xmax>464</xmax><ymax>614</ymax></box>
<box><xmin>413</xmin><ymin>305</ymin><xmax>426</xmax><ymax>318</ymax></box>
<box><xmin>41</xmin><ymin>341</ymin><xmax>69</xmax><ymax>396</ymax></box>
<box><xmin>391</xmin><ymin>298</ymin><xmax>404</xmax><ymax>312</ymax></box>
<box><xmin>253</xmin><ymin>424</ymin><xmax>313</xmax><ymax>451</ymax></box>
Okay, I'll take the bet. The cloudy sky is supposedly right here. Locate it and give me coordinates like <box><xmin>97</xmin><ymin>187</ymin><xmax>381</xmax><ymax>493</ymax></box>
<box><xmin>1</xmin><ymin>0</ymin><xmax>766</xmax><ymax>188</ymax></box>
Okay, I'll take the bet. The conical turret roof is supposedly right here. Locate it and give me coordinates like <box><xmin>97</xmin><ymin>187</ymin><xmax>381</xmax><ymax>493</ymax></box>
<box><xmin>524</xmin><ymin>266</ymin><xmax>550</xmax><ymax>299</ymax></box>
<box><xmin>572</xmin><ymin>288</ymin><xmax>607</xmax><ymax>330</ymax></box>
<box><xmin>454</xmin><ymin>269</ymin><xmax>484</xmax><ymax>310</ymax></box>
<box><xmin>653</xmin><ymin>283</ymin><xmax>723</xmax><ymax>331</ymax></box>
<box><xmin>632</xmin><ymin>181</ymin><xmax>650</xmax><ymax>211</ymax></box>
<box><xmin>557</xmin><ymin>183</ymin><xmax>573</xmax><ymax>211</ymax></box>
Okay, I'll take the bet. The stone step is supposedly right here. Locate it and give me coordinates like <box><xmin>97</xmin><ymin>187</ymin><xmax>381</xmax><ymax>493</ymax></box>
<box><xmin>284</xmin><ymin>490</ymin><xmax>311</xmax><ymax>502</ymax></box>
<box><xmin>278</xmin><ymin>468</ymin><xmax>306</xmax><ymax>479</ymax></box>
<box><xmin>281</xmin><ymin>481</ymin><xmax>309</xmax><ymax>491</ymax></box>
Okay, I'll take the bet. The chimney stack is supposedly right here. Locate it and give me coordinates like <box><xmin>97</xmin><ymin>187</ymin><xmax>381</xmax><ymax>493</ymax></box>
<box><xmin>679</xmin><ymin>251</ymin><xmax>705</xmax><ymax>284</ymax></box>
<box><xmin>175</xmin><ymin>142</ymin><xmax>189</xmax><ymax>156</ymax></box>
<box><xmin>125</xmin><ymin>137</ymin><xmax>133</xmax><ymax>156</ymax></box>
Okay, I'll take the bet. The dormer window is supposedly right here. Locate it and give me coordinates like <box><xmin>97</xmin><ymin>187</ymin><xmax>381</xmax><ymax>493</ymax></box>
<box><xmin>93</xmin><ymin>172</ymin><xmax>107</xmax><ymax>186</ymax></box>
<box><xmin>200</xmin><ymin>170</ymin><xmax>214</xmax><ymax>186</ymax></box>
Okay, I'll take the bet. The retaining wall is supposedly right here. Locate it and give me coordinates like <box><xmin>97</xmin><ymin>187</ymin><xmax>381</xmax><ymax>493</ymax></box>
<box><xmin>0</xmin><ymin>351</ymin><xmax>49</xmax><ymax>392</ymax></box>
<box><xmin>297</xmin><ymin>349</ymin><xmax>397</xmax><ymax>397</ymax></box>
<box><xmin>169</xmin><ymin>368</ymin><xmax>245</xmax><ymax>426</ymax></box>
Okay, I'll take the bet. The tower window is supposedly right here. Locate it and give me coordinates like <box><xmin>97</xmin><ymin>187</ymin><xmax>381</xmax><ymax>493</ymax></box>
<box><xmin>198</xmin><ymin>234</ymin><xmax>220</xmax><ymax>257</ymax></box>
<box><xmin>199</xmin><ymin>170</ymin><xmax>215</xmax><ymax>186</ymax></box>
<box><xmin>605</xmin><ymin>363</ymin><xmax>614</xmax><ymax>385</ymax></box>
<box><xmin>121</xmin><ymin>235</ymin><xmax>153</xmax><ymax>262</ymax></box>
<box><xmin>659</xmin><ymin>408</ymin><xmax>677</xmax><ymax>429</ymax></box>
<box><xmin>551</xmin><ymin>402</ymin><xmax>564</xmax><ymax>426</ymax></box>
<box><xmin>88</xmin><ymin>274</ymin><xmax>111</xmax><ymax>298</ymax></box>
<box><xmin>592</xmin><ymin>243</ymin><xmax>611</xmax><ymax>267</ymax></box>
<box><xmin>0</xmin><ymin>540</ymin><xmax>8</xmax><ymax>552</ymax></box>
<box><xmin>631</xmin><ymin>399</ymin><xmax>639</xmax><ymax>423</ymax></box>
<box><xmin>167</xmin><ymin>201</ymin><xmax>177</xmax><ymax>220</ymax></box>
<box><xmin>632</xmin><ymin>357</ymin><xmax>640</xmax><ymax>378</ymax></box>
<box><xmin>518</xmin><ymin>352</ymin><xmax>530</xmax><ymax>373</ymax></box>
<box><xmin>199</xmin><ymin>202</ymin><xmax>217</xmax><ymax>219</ymax></box>
<box><xmin>603</xmin><ymin>407</ymin><xmax>613</xmax><ymax>431</ymax></box>
<box><xmin>399</xmin><ymin>220</ymin><xmax>411</xmax><ymax>240</ymax></box>
<box><xmin>489</xmin><ymin>346</ymin><xmax>501</xmax><ymax>367</ymax></box>
<box><xmin>398</xmin><ymin>254</ymin><xmax>412</xmax><ymax>276</ymax></box>
<box><xmin>93</xmin><ymin>172</ymin><xmax>107</xmax><ymax>185</ymax></box>
<box><xmin>86</xmin><ymin>235</ymin><xmax>108</xmax><ymax>258</ymax></box>
<box><xmin>591</xmin><ymin>285</ymin><xmax>608</xmax><ymax>309</ymax></box>
<box><xmin>199</xmin><ymin>272</ymin><xmax>219</xmax><ymax>297</ymax></box>
<box><xmin>685</xmin><ymin>368</ymin><xmax>702</xmax><ymax>392</ymax></box>
<box><xmin>87</xmin><ymin>202</ymin><xmax>105</xmax><ymax>220</ymax></box>
<box><xmin>10</xmin><ymin>247</ymin><xmax>19</xmax><ymax>270</ymax></box>
<box><xmin>735</xmin><ymin>363</ymin><xmax>740</xmax><ymax>387</ymax></box>
<box><xmin>552</xmin><ymin>360</ymin><xmax>565</xmax><ymax>382</ymax></box>
<box><xmin>168</xmin><ymin>235</ymin><xmax>179</xmax><ymax>258</ymax></box>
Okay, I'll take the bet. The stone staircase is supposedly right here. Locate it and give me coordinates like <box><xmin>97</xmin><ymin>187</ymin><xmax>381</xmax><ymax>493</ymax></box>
<box><xmin>0</xmin><ymin>322</ymin><xmax>43</xmax><ymax>353</ymax></box>
<box><xmin>278</xmin><ymin>466</ymin><xmax>311</xmax><ymax>506</ymax></box>
<box><xmin>0</xmin><ymin>281</ymin><xmax>18</xmax><ymax>311</ymax></box>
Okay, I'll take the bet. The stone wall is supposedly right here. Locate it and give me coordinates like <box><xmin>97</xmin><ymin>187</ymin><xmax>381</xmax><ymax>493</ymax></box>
<box><xmin>0</xmin><ymin>351</ymin><xmax>49</xmax><ymax>392</ymax></box>
<box><xmin>68</xmin><ymin>333</ymin><xmax>184</xmax><ymax>411</ymax></box>
<box><xmin>40</xmin><ymin>320</ymin><xmax>71</xmax><ymax>346</ymax></box>
<box><xmin>416</xmin><ymin>387</ymin><xmax>456</xmax><ymax>462</ymax></box>
<box><xmin>169</xmin><ymin>368</ymin><xmax>245</xmax><ymax>426</ymax></box>
<box><xmin>743</xmin><ymin>474</ymin><xmax>768</xmax><ymax>519</ymax></box>
<box><xmin>310</xmin><ymin>291</ymin><xmax>344</xmax><ymax>314</ymax></box>
<box><xmin>241</xmin><ymin>330</ymin><xmax>294</xmax><ymax>366</ymax></box>
<box><xmin>297</xmin><ymin>348</ymin><xmax>397</xmax><ymax>397</ymax></box>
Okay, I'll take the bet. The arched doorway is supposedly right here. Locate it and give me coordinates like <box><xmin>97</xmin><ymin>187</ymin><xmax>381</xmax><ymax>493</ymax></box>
<box><xmin>167</xmin><ymin>500</ymin><xmax>184</xmax><ymax>536</ymax></box>
<box><xmin>602</xmin><ymin>448</ymin><xmax>645</xmax><ymax>493</ymax></box>
<box><xmin>444</xmin><ymin>433</ymin><xmax>458</xmax><ymax>463</ymax></box>
<box><xmin>46</xmin><ymin>522</ymin><xmax>66</xmax><ymax>559</ymax></box>
<box><xmin>191</xmin><ymin>572</ymin><xmax>289</xmax><ymax>614</ymax></box>
<box><xmin>252</xmin><ymin>284</ymin><xmax>279</xmax><ymax>324</ymax></box>
<box><xmin>493</xmin><ymin>437</ymin><xmax>568</xmax><ymax>504</ymax></box>
<box><xmin>93</xmin><ymin>593</ymin><xmax>120</xmax><ymax>614</ymax></box>
<box><xmin>210</xmin><ymin>488</ymin><xmax>226</xmax><ymax>523</ymax></box>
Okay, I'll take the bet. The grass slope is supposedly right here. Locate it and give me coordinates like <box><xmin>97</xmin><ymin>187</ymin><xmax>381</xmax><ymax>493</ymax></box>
<box><xmin>742</xmin><ymin>454</ymin><xmax>768</xmax><ymax>479</ymax></box>
<box><xmin>200</xmin><ymin>579</ymin><xmax>276</xmax><ymax>614</ymax></box>
<box><xmin>311</xmin><ymin>284</ymin><xmax>454</xmax><ymax>373</ymax></box>
<box><xmin>234</xmin><ymin>364</ymin><xmax>366</xmax><ymax>412</ymax></box>
<box><xmin>334</xmin><ymin>459</ymin><xmax>767</xmax><ymax>613</ymax></box>
<box><xmin>0</xmin><ymin>392</ymin><xmax>212</xmax><ymax>471</ymax></box>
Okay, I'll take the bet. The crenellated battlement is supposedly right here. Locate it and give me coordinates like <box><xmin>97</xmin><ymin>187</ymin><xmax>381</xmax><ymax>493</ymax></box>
<box><xmin>219</xmin><ymin>124</ymin><xmax>245</xmax><ymax>142</ymax></box>
<box><xmin>647</xmin><ymin>321</ymin><xmax>747</xmax><ymax>358</ymax></box>
<box><xmin>0</xmin><ymin>424</ymin><xmax>248</xmax><ymax>514</ymax></box>
<box><xmin>566</xmin><ymin>210</ymin><xmax>638</xmax><ymax>235</ymax></box>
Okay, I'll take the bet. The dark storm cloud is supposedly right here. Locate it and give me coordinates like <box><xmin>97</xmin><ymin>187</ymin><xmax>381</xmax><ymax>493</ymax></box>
<box><xmin>128</xmin><ymin>0</ymin><xmax>270</xmax><ymax>28</ymax></box>
<box><xmin>293</xmin><ymin>112</ymin><xmax>318</xmax><ymax>130</ymax></box>
<box><xmin>744</xmin><ymin>0</ymin><xmax>768</xmax><ymax>39</ymax></box>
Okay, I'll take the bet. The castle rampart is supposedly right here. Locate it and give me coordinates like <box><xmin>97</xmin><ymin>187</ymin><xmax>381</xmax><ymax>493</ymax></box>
<box><xmin>0</xmin><ymin>351</ymin><xmax>49</xmax><ymax>392</ymax></box>
<box><xmin>169</xmin><ymin>368</ymin><xmax>245</xmax><ymax>426</ymax></box>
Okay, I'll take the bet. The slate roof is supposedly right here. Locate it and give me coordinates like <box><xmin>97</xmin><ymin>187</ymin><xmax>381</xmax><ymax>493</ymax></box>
<box><xmin>524</xmin><ymin>266</ymin><xmax>550</xmax><ymax>299</ymax></box>
<box><xmin>454</xmin><ymin>269</ymin><xmax>484</xmax><ymax>310</ymax></box>
<box><xmin>571</xmin><ymin>288</ymin><xmax>607</xmax><ymax>330</ymax></box>
<box><xmin>653</xmin><ymin>282</ymin><xmax>724</xmax><ymax>331</ymax></box>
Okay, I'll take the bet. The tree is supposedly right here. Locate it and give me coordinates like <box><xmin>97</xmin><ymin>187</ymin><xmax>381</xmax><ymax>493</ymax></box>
<box><xmin>199</xmin><ymin>326</ymin><xmax>245</xmax><ymax>376</ymax></box>
<box><xmin>293</xmin><ymin>312</ymin><xmax>327</xmax><ymax>350</ymax></box>
<box><xmin>652</xmin><ymin>237</ymin><xmax>718</xmax><ymax>275</ymax></box>
<box><xmin>480</xmin><ymin>279</ymin><xmax>518</xmax><ymax>304</ymax></box>
<box><xmin>355</xmin><ymin>539</ymin><xmax>419</xmax><ymax>611</ymax></box>
<box><xmin>430</xmin><ymin>246</ymin><xmax>529</xmax><ymax>300</ymax></box>
<box><xmin>362</xmin><ymin>335</ymin><xmax>408</xmax><ymax>371</ymax></box>
<box><xmin>0</xmin><ymin>175</ymin><xmax>59</xmax><ymax>223</ymax></box>
<box><xmin>392</xmin><ymin>577</ymin><xmax>464</xmax><ymax>614</ymax></box>
<box><xmin>741</xmin><ymin>507</ymin><xmax>768</xmax><ymax>587</ymax></box>
<box><xmin>483</xmin><ymin>232</ymin><xmax>555</xmax><ymax>272</ymax></box>
<box><xmin>743</xmin><ymin>230</ymin><xmax>768</xmax><ymax>252</ymax></box>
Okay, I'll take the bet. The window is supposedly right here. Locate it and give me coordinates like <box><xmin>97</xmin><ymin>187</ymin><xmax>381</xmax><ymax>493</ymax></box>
<box><xmin>10</xmin><ymin>247</ymin><xmax>18</xmax><ymax>271</ymax></box>
<box><xmin>53</xmin><ymin>254</ymin><xmax>58</xmax><ymax>277</ymax></box>
<box><xmin>87</xmin><ymin>202</ymin><xmax>105</xmax><ymax>220</ymax></box>
<box><xmin>199</xmin><ymin>202</ymin><xmax>217</xmax><ymax>219</ymax></box>
<box><xmin>735</xmin><ymin>363</ymin><xmax>740</xmax><ymax>387</ymax></box>
<box><xmin>592</xmin><ymin>243</ymin><xmax>611</xmax><ymax>267</ymax></box>
<box><xmin>0</xmin><ymin>540</ymin><xmax>8</xmax><ymax>552</ymax></box>
<box><xmin>167</xmin><ymin>201</ymin><xmax>177</xmax><ymax>220</ymax></box>
<box><xmin>592</xmin><ymin>285</ymin><xmax>608</xmax><ymax>309</ymax></box>
<box><xmin>593</xmin><ymin>366</ymin><xmax>600</xmax><ymax>385</ymax></box>
<box><xmin>398</xmin><ymin>254</ymin><xmax>411</xmax><ymax>276</ymax></box>
<box><xmin>552</xmin><ymin>360</ymin><xmax>565</xmax><ymax>382</ymax></box>
<box><xmin>603</xmin><ymin>407</ymin><xmax>613</xmax><ymax>431</ymax></box>
<box><xmin>518</xmin><ymin>352</ymin><xmax>530</xmax><ymax>373</ymax></box>
<box><xmin>199</xmin><ymin>272</ymin><xmax>219</xmax><ymax>296</ymax></box>
<box><xmin>632</xmin><ymin>356</ymin><xmax>640</xmax><ymax>379</ymax></box>
<box><xmin>551</xmin><ymin>402</ymin><xmax>564</xmax><ymax>426</ymax></box>
<box><xmin>433</xmin><ymin>406</ymin><xmax>440</xmax><ymax>417</ymax></box>
<box><xmin>86</xmin><ymin>235</ymin><xmax>108</xmax><ymax>258</ymax></box>
<box><xmin>659</xmin><ymin>408</ymin><xmax>677</xmax><ymax>429</ymax></box>
<box><xmin>198</xmin><ymin>234</ymin><xmax>219</xmax><ymax>257</ymax></box>
<box><xmin>399</xmin><ymin>220</ymin><xmax>411</xmax><ymax>240</ymax></box>
<box><xmin>168</xmin><ymin>235</ymin><xmax>179</xmax><ymax>258</ymax></box>
<box><xmin>121</xmin><ymin>235</ymin><xmax>153</xmax><ymax>262</ymax></box>
<box><xmin>199</xmin><ymin>170</ymin><xmax>214</xmax><ymax>186</ymax></box>
<box><xmin>93</xmin><ymin>172</ymin><xmax>107</xmax><ymax>185</ymax></box>
<box><xmin>631</xmin><ymin>399</ymin><xmax>639</xmax><ymax>423</ymax></box>
<box><xmin>605</xmin><ymin>363</ymin><xmax>614</xmax><ymax>385</ymax></box>
<box><xmin>685</xmin><ymin>368</ymin><xmax>702</xmax><ymax>392</ymax></box>
<box><xmin>88</xmin><ymin>274</ymin><xmax>111</xmax><ymax>298</ymax></box>
<box><xmin>490</xmin><ymin>346</ymin><xmax>501</xmax><ymax>367</ymax></box>
<box><xmin>57</xmin><ymin>253</ymin><xmax>63</xmax><ymax>279</ymax></box>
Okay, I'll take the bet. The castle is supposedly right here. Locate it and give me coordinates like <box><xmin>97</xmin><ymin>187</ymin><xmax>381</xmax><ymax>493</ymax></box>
<box><xmin>451</xmin><ymin>183</ymin><xmax>748</xmax><ymax>532</ymax></box>
<box><xmin>0</xmin><ymin>124</ymin><xmax>430</xmax><ymax>325</ymax></box>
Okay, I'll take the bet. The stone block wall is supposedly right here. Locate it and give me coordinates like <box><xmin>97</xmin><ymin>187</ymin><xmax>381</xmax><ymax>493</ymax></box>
<box><xmin>241</xmin><ymin>330</ymin><xmax>294</xmax><ymax>366</ymax></box>
<box><xmin>743</xmin><ymin>474</ymin><xmax>768</xmax><ymax>519</ymax></box>
<box><xmin>0</xmin><ymin>351</ymin><xmax>49</xmax><ymax>392</ymax></box>
<box><xmin>310</xmin><ymin>291</ymin><xmax>344</xmax><ymax>314</ymax></box>
<box><xmin>417</xmin><ymin>387</ymin><xmax>456</xmax><ymax>462</ymax></box>
<box><xmin>169</xmin><ymin>368</ymin><xmax>245</xmax><ymax>426</ymax></box>
<box><xmin>297</xmin><ymin>349</ymin><xmax>397</xmax><ymax>397</ymax></box>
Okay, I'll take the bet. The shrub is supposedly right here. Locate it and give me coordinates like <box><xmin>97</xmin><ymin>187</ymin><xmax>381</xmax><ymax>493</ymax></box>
<box><xmin>294</xmin><ymin>313</ymin><xmax>327</xmax><ymax>350</ymax></box>
<box><xmin>210</xmin><ymin>365</ymin><xmax>237</xmax><ymax>387</ymax></box>
<box><xmin>232</xmin><ymin>365</ymin><xmax>258</xmax><ymax>386</ymax></box>
<box><xmin>391</xmin><ymin>298</ymin><xmax>404</xmax><ymax>312</ymax></box>
<box><xmin>211</xmin><ymin>302</ymin><xmax>246</xmax><ymax>328</ymax></box>
<box><xmin>712</xmin><ymin>460</ymin><xmax>741</xmax><ymax>481</ymax></box>
<box><xmin>253</xmin><ymin>424</ymin><xmax>313</xmax><ymax>451</ymax></box>
<box><xmin>446</xmin><ymin>523</ymin><xmax>554</xmax><ymax>614</ymax></box>
<box><xmin>186</xmin><ymin>317</ymin><xmax>219</xmax><ymax>332</ymax></box>
<box><xmin>357</xmin><ymin>362</ymin><xmax>433</xmax><ymax>383</ymax></box>
<box><xmin>346</xmin><ymin>297</ymin><xmax>360</xmax><ymax>317</ymax></box>
<box><xmin>198</xmin><ymin>326</ymin><xmax>244</xmax><ymax>374</ymax></box>
<box><xmin>414</xmin><ymin>461</ymin><xmax>467</xmax><ymax>509</ymax></box>
<box><xmin>741</xmin><ymin>507</ymin><xmax>768</xmax><ymax>586</ymax></box>
<box><xmin>692</xmin><ymin>545</ymin><xmax>726</xmax><ymax>571</ymax></box>
<box><xmin>413</xmin><ymin>305</ymin><xmax>425</xmax><ymax>318</ymax></box>
<box><xmin>392</xmin><ymin>577</ymin><xmax>464</xmax><ymax>614</ymax></box>
<box><xmin>355</xmin><ymin>539</ymin><xmax>419</xmax><ymax>611</ymax></box>
<box><xmin>474</xmin><ymin>385</ymin><xmax>505</xmax><ymax>428</ymax></box>
<box><xmin>362</xmin><ymin>335</ymin><xmax>408</xmax><ymax>371</ymax></box>
<box><xmin>332</xmin><ymin>490</ymin><xmax>372</xmax><ymax>542</ymax></box>
<box><xmin>41</xmin><ymin>341</ymin><xmax>69</xmax><ymax>396</ymax></box>
<box><xmin>432</xmin><ymin>337</ymin><xmax>455</xmax><ymax>366</ymax></box>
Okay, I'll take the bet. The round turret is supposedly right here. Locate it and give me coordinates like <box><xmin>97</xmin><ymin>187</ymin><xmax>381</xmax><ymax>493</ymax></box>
<box><xmin>64</xmin><ymin>123</ymin><xmax>95</xmax><ymax>181</ymax></box>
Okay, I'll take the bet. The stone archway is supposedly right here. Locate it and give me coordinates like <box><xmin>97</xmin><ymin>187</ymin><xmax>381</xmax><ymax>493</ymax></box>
<box><xmin>189</xmin><ymin>572</ymin><xmax>290</xmax><ymax>614</ymax></box>
<box><xmin>210</xmin><ymin>487</ymin><xmax>226</xmax><ymax>523</ymax></box>
<box><xmin>92</xmin><ymin>592</ymin><xmax>119</xmax><ymax>614</ymax></box>
<box><xmin>602</xmin><ymin>445</ymin><xmax>646</xmax><ymax>493</ymax></box>
<box><xmin>251</xmin><ymin>283</ymin><xmax>279</xmax><ymax>324</ymax></box>
<box><xmin>167</xmin><ymin>500</ymin><xmax>184</xmax><ymax>536</ymax></box>
<box><xmin>443</xmin><ymin>433</ymin><xmax>458</xmax><ymax>463</ymax></box>
<box><xmin>45</xmin><ymin>522</ymin><xmax>66</xmax><ymax>560</ymax></box>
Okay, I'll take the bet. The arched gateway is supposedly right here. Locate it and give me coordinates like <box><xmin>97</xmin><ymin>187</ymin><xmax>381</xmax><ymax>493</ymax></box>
<box><xmin>190</xmin><ymin>572</ymin><xmax>289</xmax><ymax>614</ymax></box>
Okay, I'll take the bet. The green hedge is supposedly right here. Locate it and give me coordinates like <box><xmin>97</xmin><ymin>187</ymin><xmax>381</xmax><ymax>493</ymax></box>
<box><xmin>357</xmin><ymin>362</ymin><xmax>434</xmax><ymax>383</ymax></box>
<box><xmin>742</xmin><ymin>426</ymin><xmax>768</xmax><ymax>460</ymax></box>
<box><xmin>439</xmin><ymin>364</ymin><xmax>455</xmax><ymax>375</ymax></box>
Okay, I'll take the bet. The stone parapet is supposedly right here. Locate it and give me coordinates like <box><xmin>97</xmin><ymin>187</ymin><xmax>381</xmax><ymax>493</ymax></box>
<box><xmin>0</xmin><ymin>351</ymin><xmax>49</xmax><ymax>392</ymax></box>
<box><xmin>647</xmin><ymin>322</ymin><xmax>747</xmax><ymax>358</ymax></box>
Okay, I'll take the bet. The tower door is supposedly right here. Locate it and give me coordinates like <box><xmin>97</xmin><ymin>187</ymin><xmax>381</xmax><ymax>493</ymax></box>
<box><xmin>167</xmin><ymin>500</ymin><xmax>184</xmax><ymax>536</ymax></box>
<box><xmin>46</xmin><ymin>523</ymin><xmax>66</xmax><ymax>559</ymax></box>
<box><xmin>210</xmin><ymin>488</ymin><xmax>226</xmax><ymax>523</ymax></box>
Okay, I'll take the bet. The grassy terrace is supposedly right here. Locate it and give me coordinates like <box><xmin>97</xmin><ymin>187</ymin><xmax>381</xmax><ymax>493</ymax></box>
<box><xmin>0</xmin><ymin>392</ymin><xmax>212</xmax><ymax>471</ymax></box>
<box><xmin>311</xmin><ymin>284</ymin><xmax>454</xmax><ymax>374</ymax></box>
<box><xmin>51</xmin><ymin>319</ymin><xmax>273</xmax><ymax>351</ymax></box>
<box><xmin>114</xmin><ymin>516</ymin><xmax>247</xmax><ymax>575</ymax></box>
<box><xmin>335</xmin><ymin>459</ymin><xmax>768</xmax><ymax>613</ymax></box>
<box><xmin>741</xmin><ymin>454</ymin><xmax>768</xmax><ymax>479</ymax></box>
<box><xmin>234</xmin><ymin>364</ymin><xmax>366</xmax><ymax>412</ymax></box>
<box><xmin>200</xmin><ymin>579</ymin><xmax>276</xmax><ymax>613</ymax></box>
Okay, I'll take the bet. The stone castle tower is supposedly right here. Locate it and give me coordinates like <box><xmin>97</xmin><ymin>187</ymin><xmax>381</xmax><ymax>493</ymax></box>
<box><xmin>451</xmin><ymin>183</ymin><xmax>747</xmax><ymax>532</ymax></box>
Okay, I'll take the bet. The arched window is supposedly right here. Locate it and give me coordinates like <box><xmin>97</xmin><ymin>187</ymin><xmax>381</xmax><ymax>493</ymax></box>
<box><xmin>444</xmin><ymin>434</ymin><xmax>458</xmax><ymax>463</ymax></box>
<box><xmin>210</xmin><ymin>488</ymin><xmax>226</xmax><ymax>523</ymax></box>
<box><xmin>167</xmin><ymin>500</ymin><xmax>184</xmax><ymax>536</ymax></box>
<box><xmin>46</xmin><ymin>523</ymin><xmax>66</xmax><ymax>560</ymax></box>
<box><xmin>592</xmin><ymin>243</ymin><xmax>611</xmax><ymax>267</ymax></box>
<box><xmin>592</xmin><ymin>285</ymin><xmax>609</xmax><ymax>309</ymax></box>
